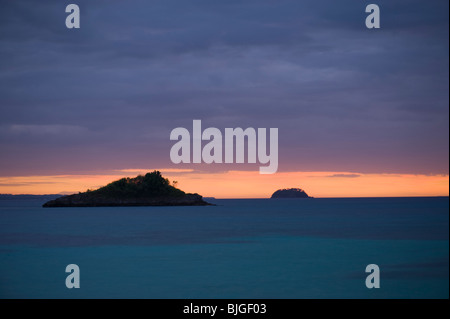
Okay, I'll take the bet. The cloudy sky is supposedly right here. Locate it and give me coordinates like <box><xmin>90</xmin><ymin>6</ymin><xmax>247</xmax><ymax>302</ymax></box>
<box><xmin>0</xmin><ymin>0</ymin><xmax>448</xmax><ymax>196</ymax></box>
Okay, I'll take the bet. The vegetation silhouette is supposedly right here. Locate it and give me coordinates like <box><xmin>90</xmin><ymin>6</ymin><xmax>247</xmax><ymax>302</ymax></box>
<box><xmin>43</xmin><ymin>171</ymin><xmax>210</xmax><ymax>207</ymax></box>
<box><xmin>270</xmin><ymin>188</ymin><xmax>311</xmax><ymax>198</ymax></box>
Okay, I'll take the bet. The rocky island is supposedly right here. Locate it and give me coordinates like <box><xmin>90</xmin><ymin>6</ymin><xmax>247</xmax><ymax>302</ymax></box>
<box><xmin>43</xmin><ymin>171</ymin><xmax>211</xmax><ymax>207</ymax></box>
<box><xmin>270</xmin><ymin>188</ymin><xmax>311</xmax><ymax>199</ymax></box>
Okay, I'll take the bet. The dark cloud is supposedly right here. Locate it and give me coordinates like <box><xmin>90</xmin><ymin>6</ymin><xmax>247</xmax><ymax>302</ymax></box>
<box><xmin>0</xmin><ymin>0</ymin><xmax>448</xmax><ymax>175</ymax></box>
<box><xmin>0</xmin><ymin>182</ymin><xmax>60</xmax><ymax>187</ymax></box>
<box><xmin>327</xmin><ymin>174</ymin><xmax>361</xmax><ymax>178</ymax></box>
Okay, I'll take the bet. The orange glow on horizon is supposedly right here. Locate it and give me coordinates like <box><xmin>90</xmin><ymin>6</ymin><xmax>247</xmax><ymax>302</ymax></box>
<box><xmin>0</xmin><ymin>170</ymin><xmax>448</xmax><ymax>198</ymax></box>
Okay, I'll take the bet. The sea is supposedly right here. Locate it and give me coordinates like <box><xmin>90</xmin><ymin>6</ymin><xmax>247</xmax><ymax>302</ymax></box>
<box><xmin>0</xmin><ymin>197</ymin><xmax>448</xmax><ymax>299</ymax></box>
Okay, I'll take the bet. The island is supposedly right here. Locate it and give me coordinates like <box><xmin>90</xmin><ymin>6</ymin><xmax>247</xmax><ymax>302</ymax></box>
<box><xmin>270</xmin><ymin>188</ymin><xmax>312</xmax><ymax>199</ymax></box>
<box><xmin>43</xmin><ymin>171</ymin><xmax>211</xmax><ymax>207</ymax></box>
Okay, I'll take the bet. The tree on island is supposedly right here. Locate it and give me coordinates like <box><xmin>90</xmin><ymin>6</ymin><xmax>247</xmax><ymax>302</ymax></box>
<box><xmin>95</xmin><ymin>170</ymin><xmax>184</xmax><ymax>198</ymax></box>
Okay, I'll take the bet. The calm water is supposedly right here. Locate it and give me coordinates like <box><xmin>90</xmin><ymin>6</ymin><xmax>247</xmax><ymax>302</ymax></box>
<box><xmin>0</xmin><ymin>197</ymin><xmax>448</xmax><ymax>298</ymax></box>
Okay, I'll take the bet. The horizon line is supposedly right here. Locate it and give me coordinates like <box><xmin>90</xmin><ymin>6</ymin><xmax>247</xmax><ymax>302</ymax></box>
<box><xmin>0</xmin><ymin>170</ymin><xmax>448</xmax><ymax>198</ymax></box>
<box><xmin>1</xmin><ymin>193</ymin><xmax>448</xmax><ymax>200</ymax></box>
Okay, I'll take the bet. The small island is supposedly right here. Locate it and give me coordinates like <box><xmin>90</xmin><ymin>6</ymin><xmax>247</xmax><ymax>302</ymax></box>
<box><xmin>270</xmin><ymin>188</ymin><xmax>312</xmax><ymax>199</ymax></box>
<box><xmin>43</xmin><ymin>171</ymin><xmax>211</xmax><ymax>207</ymax></box>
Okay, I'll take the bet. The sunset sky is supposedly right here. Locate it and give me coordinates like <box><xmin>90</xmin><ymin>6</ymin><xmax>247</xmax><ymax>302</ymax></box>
<box><xmin>0</xmin><ymin>0</ymin><xmax>448</xmax><ymax>197</ymax></box>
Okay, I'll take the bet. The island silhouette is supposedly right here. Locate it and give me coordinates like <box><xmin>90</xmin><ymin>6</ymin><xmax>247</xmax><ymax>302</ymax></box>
<box><xmin>43</xmin><ymin>171</ymin><xmax>211</xmax><ymax>207</ymax></box>
<box><xmin>270</xmin><ymin>188</ymin><xmax>311</xmax><ymax>198</ymax></box>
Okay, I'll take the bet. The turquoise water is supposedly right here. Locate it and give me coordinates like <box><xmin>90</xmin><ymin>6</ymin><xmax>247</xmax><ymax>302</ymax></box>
<box><xmin>0</xmin><ymin>197</ymin><xmax>448</xmax><ymax>298</ymax></box>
